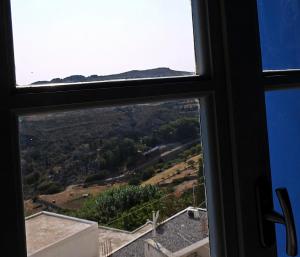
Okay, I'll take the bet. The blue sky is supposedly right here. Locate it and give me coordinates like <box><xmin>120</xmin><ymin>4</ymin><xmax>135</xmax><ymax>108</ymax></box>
<box><xmin>11</xmin><ymin>0</ymin><xmax>195</xmax><ymax>85</ymax></box>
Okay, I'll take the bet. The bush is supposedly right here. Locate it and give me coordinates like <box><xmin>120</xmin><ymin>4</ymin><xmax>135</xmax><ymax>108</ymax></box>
<box><xmin>171</xmin><ymin>177</ymin><xmax>186</xmax><ymax>185</ymax></box>
<box><xmin>108</xmin><ymin>191</ymin><xmax>198</xmax><ymax>231</ymax></box>
<box><xmin>84</xmin><ymin>170</ymin><xmax>109</xmax><ymax>183</ymax></box>
<box><xmin>141</xmin><ymin>168</ymin><xmax>155</xmax><ymax>181</ymax></box>
<box><xmin>187</xmin><ymin>160</ymin><xmax>196</xmax><ymax>168</ymax></box>
<box><xmin>154</xmin><ymin>117</ymin><xmax>200</xmax><ymax>143</ymax></box>
<box><xmin>128</xmin><ymin>177</ymin><xmax>141</xmax><ymax>185</ymax></box>
<box><xmin>37</xmin><ymin>181</ymin><xmax>63</xmax><ymax>194</ymax></box>
<box><xmin>155</xmin><ymin>163</ymin><xmax>164</xmax><ymax>170</ymax></box>
<box><xmin>74</xmin><ymin>185</ymin><xmax>162</xmax><ymax>224</ymax></box>
<box><xmin>24</xmin><ymin>172</ymin><xmax>40</xmax><ymax>185</ymax></box>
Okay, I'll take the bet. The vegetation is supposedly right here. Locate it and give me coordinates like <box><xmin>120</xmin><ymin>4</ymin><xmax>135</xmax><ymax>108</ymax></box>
<box><xmin>20</xmin><ymin>100</ymin><xmax>201</xmax><ymax>199</ymax></box>
<box><xmin>72</xmin><ymin>185</ymin><xmax>162</xmax><ymax>224</ymax></box>
<box><xmin>84</xmin><ymin>170</ymin><xmax>109</xmax><ymax>184</ymax></box>
<box><xmin>61</xmin><ymin>182</ymin><xmax>206</xmax><ymax>231</ymax></box>
<box><xmin>105</xmin><ymin>186</ymin><xmax>205</xmax><ymax>231</ymax></box>
<box><xmin>128</xmin><ymin>168</ymin><xmax>155</xmax><ymax>185</ymax></box>
<box><xmin>21</xmin><ymin>99</ymin><xmax>207</xmax><ymax>233</ymax></box>
<box><xmin>37</xmin><ymin>181</ymin><xmax>63</xmax><ymax>195</ymax></box>
<box><xmin>147</xmin><ymin>117</ymin><xmax>200</xmax><ymax>145</ymax></box>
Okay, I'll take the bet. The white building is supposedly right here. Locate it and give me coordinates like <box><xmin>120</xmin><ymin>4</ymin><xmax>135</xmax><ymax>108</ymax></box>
<box><xmin>26</xmin><ymin>212</ymin><xmax>99</xmax><ymax>257</ymax></box>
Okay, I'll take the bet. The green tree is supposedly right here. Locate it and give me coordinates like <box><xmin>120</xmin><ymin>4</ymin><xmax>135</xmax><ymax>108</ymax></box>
<box><xmin>74</xmin><ymin>185</ymin><xmax>162</xmax><ymax>224</ymax></box>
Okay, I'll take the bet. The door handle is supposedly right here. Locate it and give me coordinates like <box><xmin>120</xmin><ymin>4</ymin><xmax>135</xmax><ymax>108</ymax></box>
<box><xmin>265</xmin><ymin>188</ymin><xmax>297</xmax><ymax>256</ymax></box>
<box><xmin>257</xmin><ymin>183</ymin><xmax>298</xmax><ymax>256</ymax></box>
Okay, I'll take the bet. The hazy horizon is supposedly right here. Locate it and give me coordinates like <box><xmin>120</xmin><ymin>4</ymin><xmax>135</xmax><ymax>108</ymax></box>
<box><xmin>11</xmin><ymin>0</ymin><xmax>196</xmax><ymax>85</ymax></box>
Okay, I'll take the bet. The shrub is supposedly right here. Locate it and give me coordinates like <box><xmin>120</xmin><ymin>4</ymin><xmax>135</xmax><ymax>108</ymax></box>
<box><xmin>24</xmin><ymin>172</ymin><xmax>40</xmax><ymax>185</ymax></box>
<box><xmin>84</xmin><ymin>170</ymin><xmax>109</xmax><ymax>183</ymax></box>
<box><xmin>37</xmin><ymin>181</ymin><xmax>63</xmax><ymax>194</ymax></box>
<box><xmin>171</xmin><ymin>177</ymin><xmax>186</xmax><ymax>185</ymax></box>
<box><xmin>187</xmin><ymin>160</ymin><xmax>196</xmax><ymax>168</ymax></box>
<box><xmin>141</xmin><ymin>168</ymin><xmax>155</xmax><ymax>181</ymax></box>
<box><xmin>128</xmin><ymin>177</ymin><xmax>141</xmax><ymax>185</ymax></box>
<box><xmin>74</xmin><ymin>185</ymin><xmax>162</xmax><ymax>224</ymax></box>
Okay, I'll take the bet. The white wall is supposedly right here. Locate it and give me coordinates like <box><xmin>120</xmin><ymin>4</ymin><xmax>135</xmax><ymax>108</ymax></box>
<box><xmin>29</xmin><ymin>225</ymin><xmax>99</xmax><ymax>257</ymax></box>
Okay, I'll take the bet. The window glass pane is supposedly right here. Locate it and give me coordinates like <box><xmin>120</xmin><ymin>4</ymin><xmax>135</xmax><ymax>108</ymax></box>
<box><xmin>265</xmin><ymin>89</ymin><xmax>300</xmax><ymax>257</ymax></box>
<box><xmin>11</xmin><ymin>0</ymin><xmax>196</xmax><ymax>87</ymax></box>
<box><xmin>19</xmin><ymin>99</ymin><xmax>210</xmax><ymax>257</ymax></box>
<box><xmin>257</xmin><ymin>0</ymin><xmax>300</xmax><ymax>70</ymax></box>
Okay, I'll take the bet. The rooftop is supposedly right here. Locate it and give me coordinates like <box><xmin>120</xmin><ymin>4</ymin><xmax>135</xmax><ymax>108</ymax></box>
<box><xmin>110</xmin><ymin>207</ymin><xmax>208</xmax><ymax>257</ymax></box>
<box><xmin>25</xmin><ymin>211</ymin><xmax>97</xmax><ymax>256</ymax></box>
<box><xmin>25</xmin><ymin>208</ymin><xmax>208</xmax><ymax>257</ymax></box>
<box><xmin>98</xmin><ymin>222</ymin><xmax>153</xmax><ymax>254</ymax></box>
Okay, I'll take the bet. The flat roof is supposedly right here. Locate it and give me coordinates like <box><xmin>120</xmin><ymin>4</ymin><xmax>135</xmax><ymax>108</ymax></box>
<box><xmin>98</xmin><ymin>222</ymin><xmax>153</xmax><ymax>253</ymax></box>
<box><xmin>111</xmin><ymin>207</ymin><xmax>208</xmax><ymax>257</ymax></box>
<box><xmin>25</xmin><ymin>211</ymin><xmax>96</xmax><ymax>256</ymax></box>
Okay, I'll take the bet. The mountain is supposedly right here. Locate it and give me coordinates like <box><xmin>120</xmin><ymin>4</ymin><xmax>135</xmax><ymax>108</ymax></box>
<box><xmin>31</xmin><ymin>68</ymin><xmax>194</xmax><ymax>85</ymax></box>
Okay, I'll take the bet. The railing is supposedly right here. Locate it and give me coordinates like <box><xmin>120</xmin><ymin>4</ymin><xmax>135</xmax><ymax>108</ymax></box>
<box><xmin>99</xmin><ymin>239</ymin><xmax>112</xmax><ymax>257</ymax></box>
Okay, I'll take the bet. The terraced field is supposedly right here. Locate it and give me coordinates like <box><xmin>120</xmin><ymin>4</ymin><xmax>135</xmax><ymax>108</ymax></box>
<box><xmin>142</xmin><ymin>155</ymin><xmax>201</xmax><ymax>186</ymax></box>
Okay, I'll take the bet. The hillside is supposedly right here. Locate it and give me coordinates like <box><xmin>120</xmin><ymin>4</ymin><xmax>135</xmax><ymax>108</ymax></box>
<box><xmin>19</xmin><ymin>98</ymin><xmax>201</xmax><ymax>199</ymax></box>
<box><xmin>31</xmin><ymin>67</ymin><xmax>194</xmax><ymax>85</ymax></box>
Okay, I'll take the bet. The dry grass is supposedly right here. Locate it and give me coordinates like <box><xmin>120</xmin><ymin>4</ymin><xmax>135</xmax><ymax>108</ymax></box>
<box><xmin>162</xmin><ymin>169</ymin><xmax>197</xmax><ymax>184</ymax></box>
<box><xmin>25</xmin><ymin>154</ymin><xmax>202</xmax><ymax>215</ymax></box>
<box><xmin>24</xmin><ymin>200</ymin><xmax>44</xmax><ymax>216</ymax></box>
<box><xmin>34</xmin><ymin>182</ymin><xmax>125</xmax><ymax>210</ymax></box>
<box><xmin>174</xmin><ymin>179</ymin><xmax>198</xmax><ymax>197</ymax></box>
<box><xmin>142</xmin><ymin>154</ymin><xmax>201</xmax><ymax>186</ymax></box>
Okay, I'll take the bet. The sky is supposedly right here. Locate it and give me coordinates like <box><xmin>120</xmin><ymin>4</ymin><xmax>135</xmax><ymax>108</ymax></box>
<box><xmin>10</xmin><ymin>0</ymin><xmax>196</xmax><ymax>85</ymax></box>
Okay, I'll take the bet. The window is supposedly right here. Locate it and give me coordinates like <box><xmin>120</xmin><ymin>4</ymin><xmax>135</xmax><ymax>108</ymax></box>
<box><xmin>10</xmin><ymin>0</ymin><xmax>196</xmax><ymax>87</ymax></box>
<box><xmin>20</xmin><ymin>99</ymin><xmax>210</xmax><ymax>257</ymax></box>
<box><xmin>3</xmin><ymin>0</ymin><xmax>296</xmax><ymax>257</ymax></box>
<box><xmin>3</xmin><ymin>0</ymin><xmax>229</xmax><ymax>256</ymax></box>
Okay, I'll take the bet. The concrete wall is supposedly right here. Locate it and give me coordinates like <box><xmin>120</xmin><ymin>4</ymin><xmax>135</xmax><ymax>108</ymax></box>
<box><xmin>29</xmin><ymin>224</ymin><xmax>99</xmax><ymax>257</ymax></box>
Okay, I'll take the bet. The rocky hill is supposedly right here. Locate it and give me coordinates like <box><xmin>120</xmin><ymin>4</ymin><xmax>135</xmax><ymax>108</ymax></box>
<box><xmin>32</xmin><ymin>67</ymin><xmax>193</xmax><ymax>85</ymax></box>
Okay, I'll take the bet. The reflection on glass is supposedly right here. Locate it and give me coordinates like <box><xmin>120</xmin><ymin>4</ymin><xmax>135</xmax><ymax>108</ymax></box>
<box><xmin>11</xmin><ymin>0</ymin><xmax>196</xmax><ymax>86</ymax></box>
<box><xmin>257</xmin><ymin>0</ymin><xmax>300</xmax><ymax>70</ymax></box>
<box><xmin>19</xmin><ymin>99</ymin><xmax>210</xmax><ymax>257</ymax></box>
<box><xmin>265</xmin><ymin>89</ymin><xmax>300</xmax><ymax>257</ymax></box>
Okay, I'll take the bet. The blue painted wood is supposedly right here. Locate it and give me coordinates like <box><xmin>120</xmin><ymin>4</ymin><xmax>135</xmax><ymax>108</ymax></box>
<box><xmin>258</xmin><ymin>0</ymin><xmax>300</xmax><ymax>70</ymax></box>
<box><xmin>266</xmin><ymin>89</ymin><xmax>300</xmax><ymax>257</ymax></box>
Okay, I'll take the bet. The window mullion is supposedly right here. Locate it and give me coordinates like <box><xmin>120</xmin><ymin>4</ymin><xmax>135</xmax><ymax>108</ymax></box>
<box><xmin>0</xmin><ymin>0</ymin><xmax>16</xmax><ymax>92</ymax></box>
<box><xmin>263</xmin><ymin>70</ymin><xmax>300</xmax><ymax>91</ymax></box>
<box><xmin>10</xmin><ymin>79</ymin><xmax>215</xmax><ymax>111</ymax></box>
